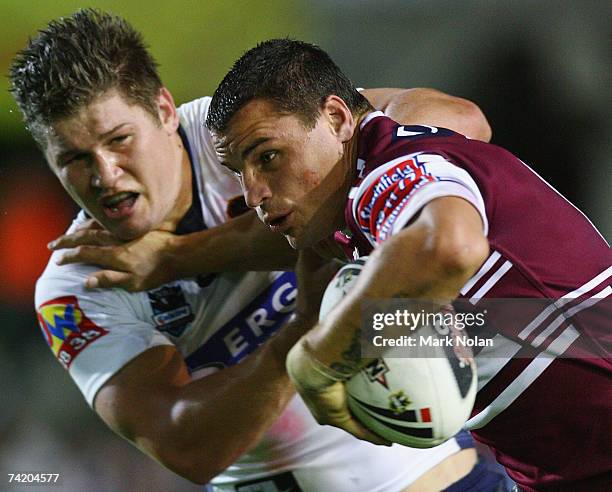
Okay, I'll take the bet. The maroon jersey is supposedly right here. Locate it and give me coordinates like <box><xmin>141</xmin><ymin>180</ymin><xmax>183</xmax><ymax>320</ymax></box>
<box><xmin>340</xmin><ymin>111</ymin><xmax>612</xmax><ymax>491</ymax></box>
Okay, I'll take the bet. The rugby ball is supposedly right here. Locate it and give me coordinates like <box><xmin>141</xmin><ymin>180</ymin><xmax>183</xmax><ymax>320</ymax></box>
<box><xmin>319</xmin><ymin>258</ymin><xmax>477</xmax><ymax>448</ymax></box>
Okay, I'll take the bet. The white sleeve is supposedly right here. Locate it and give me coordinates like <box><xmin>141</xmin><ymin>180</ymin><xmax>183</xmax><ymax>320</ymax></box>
<box><xmin>35</xmin><ymin>261</ymin><xmax>173</xmax><ymax>407</ymax></box>
<box><xmin>352</xmin><ymin>152</ymin><xmax>488</xmax><ymax>244</ymax></box>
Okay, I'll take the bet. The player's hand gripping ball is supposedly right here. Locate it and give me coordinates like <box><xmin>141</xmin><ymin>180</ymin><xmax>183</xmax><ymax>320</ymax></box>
<box><xmin>319</xmin><ymin>258</ymin><xmax>478</xmax><ymax>448</ymax></box>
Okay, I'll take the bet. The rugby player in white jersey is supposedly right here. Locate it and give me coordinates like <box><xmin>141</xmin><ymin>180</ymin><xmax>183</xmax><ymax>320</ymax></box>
<box><xmin>11</xmin><ymin>9</ymin><xmax>500</xmax><ymax>491</ymax></box>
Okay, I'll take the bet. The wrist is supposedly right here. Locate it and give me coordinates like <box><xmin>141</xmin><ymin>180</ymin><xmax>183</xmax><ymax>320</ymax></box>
<box><xmin>285</xmin><ymin>338</ymin><xmax>349</xmax><ymax>392</ymax></box>
<box><xmin>269</xmin><ymin>314</ymin><xmax>316</xmax><ymax>363</ymax></box>
<box><xmin>163</xmin><ymin>233</ymin><xmax>196</xmax><ymax>279</ymax></box>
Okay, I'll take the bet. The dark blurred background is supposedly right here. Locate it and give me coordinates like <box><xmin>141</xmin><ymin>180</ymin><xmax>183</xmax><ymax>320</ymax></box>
<box><xmin>0</xmin><ymin>1</ymin><xmax>609</xmax><ymax>490</ymax></box>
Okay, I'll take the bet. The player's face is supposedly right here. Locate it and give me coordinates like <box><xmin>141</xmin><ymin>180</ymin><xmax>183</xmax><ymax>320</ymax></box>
<box><xmin>44</xmin><ymin>89</ymin><xmax>191</xmax><ymax>240</ymax></box>
<box><xmin>213</xmin><ymin>99</ymin><xmax>350</xmax><ymax>249</ymax></box>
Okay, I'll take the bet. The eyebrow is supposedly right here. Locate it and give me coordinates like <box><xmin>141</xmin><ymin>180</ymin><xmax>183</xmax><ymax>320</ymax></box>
<box><xmin>100</xmin><ymin>122</ymin><xmax>130</xmax><ymax>139</ymax></box>
<box><xmin>56</xmin><ymin>123</ymin><xmax>130</xmax><ymax>163</ymax></box>
<box><xmin>241</xmin><ymin>137</ymin><xmax>270</xmax><ymax>161</ymax></box>
<box><xmin>57</xmin><ymin>148</ymin><xmax>86</xmax><ymax>164</ymax></box>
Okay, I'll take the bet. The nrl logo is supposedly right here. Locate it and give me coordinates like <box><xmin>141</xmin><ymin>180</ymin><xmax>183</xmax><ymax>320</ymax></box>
<box><xmin>388</xmin><ymin>390</ymin><xmax>412</xmax><ymax>415</ymax></box>
<box><xmin>148</xmin><ymin>284</ymin><xmax>194</xmax><ymax>337</ymax></box>
<box><xmin>363</xmin><ymin>358</ymin><xmax>390</xmax><ymax>389</ymax></box>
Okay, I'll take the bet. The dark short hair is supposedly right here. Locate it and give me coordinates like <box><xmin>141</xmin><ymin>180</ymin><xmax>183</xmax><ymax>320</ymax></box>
<box><xmin>9</xmin><ymin>8</ymin><xmax>163</xmax><ymax>146</ymax></box>
<box><xmin>205</xmin><ymin>38</ymin><xmax>373</xmax><ymax>133</ymax></box>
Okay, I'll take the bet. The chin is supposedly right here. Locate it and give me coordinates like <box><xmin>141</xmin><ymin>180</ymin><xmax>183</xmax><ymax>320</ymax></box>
<box><xmin>285</xmin><ymin>230</ymin><xmax>319</xmax><ymax>251</ymax></box>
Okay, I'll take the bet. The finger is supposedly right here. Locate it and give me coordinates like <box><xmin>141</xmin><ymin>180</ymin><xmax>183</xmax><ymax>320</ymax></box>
<box><xmin>300</xmin><ymin>385</ymin><xmax>392</xmax><ymax>446</ymax></box>
<box><xmin>56</xmin><ymin>246</ymin><xmax>124</xmax><ymax>269</ymax></box>
<box><xmin>300</xmin><ymin>382</ymin><xmax>391</xmax><ymax>446</ymax></box>
<box><xmin>85</xmin><ymin>271</ymin><xmax>133</xmax><ymax>290</ymax></box>
<box><xmin>74</xmin><ymin>218</ymin><xmax>103</xmax><ymax>232</ymax></box>
<box><xmin>312</xmin><ymin>401</ymin><xmax>392</xmax><ymax>446</ymax></box>
<box><xmin>49</xmin><ymin>229</ymin><xmax>119</xmax><ymax>249</ymax></box>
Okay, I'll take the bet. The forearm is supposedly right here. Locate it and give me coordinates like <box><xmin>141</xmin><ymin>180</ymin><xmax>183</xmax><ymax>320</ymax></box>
<box><xmin>365</xmin><ymin>87</ymin><xmax>492</xmax><ymax>142</ymax></box>
<box><xmin>171</xmin><ymin>252</ymin><xmax>336</xmax><ymax>471</ymax></box>
<box><xmin>303</xmin><ymin>201</ymin><xmax>489</xmax><ymax>372</ymax></box>
<box><xmin>164</xmin><ymin>210</ymin><xmax>297</xmax><ymax>278</ymax></box>
<box><xmin>50</xmin><ymin>211</ymin><xmax>298</xmax><ymax>291</ymax></box>
<box><xmin>163</xmin><ymin>348</ymin><xmax>293</xmax><ymax>482</ymax></box>
<box><xmin>132</xmin><ymin>316</ymin><xmax>315</xmax><ymax>484</ymax></box>
<box><xmin>283</xmin><ymin>230</ymin><xmax>468</xmax><ymax>443</ymax></box>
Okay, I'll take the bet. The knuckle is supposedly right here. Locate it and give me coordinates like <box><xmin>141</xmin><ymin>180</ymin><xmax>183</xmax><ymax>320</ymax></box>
<box><xmin>98</xmin><ymin>230</ymin><xmax>112</xmax><ymax>242</ymax></box>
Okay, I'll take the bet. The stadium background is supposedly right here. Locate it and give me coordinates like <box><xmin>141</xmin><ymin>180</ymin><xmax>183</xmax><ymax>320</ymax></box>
<box><xmin>0</xmin><ymin>1</ymin><xmax>609</xmax><ymax>490</ymax></box>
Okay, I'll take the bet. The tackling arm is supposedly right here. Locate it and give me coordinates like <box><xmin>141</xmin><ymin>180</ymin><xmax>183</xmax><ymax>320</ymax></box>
<box><xmin>52</xmin><ymin>210</ymin><xmax>297</xmax><ymax>291</ymax></box>
<box><xmin>94</xmin><ymin>250</ymin><xmax>337</xmax><ymax>484</ymax></box>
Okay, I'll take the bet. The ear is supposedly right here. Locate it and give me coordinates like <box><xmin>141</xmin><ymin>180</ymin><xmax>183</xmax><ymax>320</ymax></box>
<box><xmin>157</xmin><ymin>87</ymin><xmax>179</xmax><ymax>134</ymax></box>
<box><xmin>321</xmin><ymin>95</ymin><xmax>355</xmax><ymax>143</ymax></box>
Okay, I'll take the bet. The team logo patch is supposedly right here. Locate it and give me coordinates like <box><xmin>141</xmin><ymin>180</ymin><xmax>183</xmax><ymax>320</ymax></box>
<box><xmin>148</xmin><ymin>285</ymin><xmax>194</xmax><ymax>337</ymax></box>
<box><xmin>37</xmin><ymin>296</ymin><xmax>108</xmax><ymax>369</ymax></box>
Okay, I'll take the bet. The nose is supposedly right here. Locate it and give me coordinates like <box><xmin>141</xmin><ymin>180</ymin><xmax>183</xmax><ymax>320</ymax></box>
<box><xmin>90</xmin><ymin>151</ymin><xmax>122</xmax><ymax>189</ymax></box>
<box><xmin>242</xmin><ymin>169</ymin><xmax>272</xmax><ymax>209</ymax></box>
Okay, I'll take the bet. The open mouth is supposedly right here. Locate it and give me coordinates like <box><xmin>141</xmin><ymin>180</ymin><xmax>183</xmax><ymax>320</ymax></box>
<box><xmin>268</xmin><ymin>212</ymin><xmax>293</xmax><ymax>234</ymax></box>
<box><xmin>101</xmin><ymin>192</ymin><xmax>139</xmax><ymax>219</ymax></box>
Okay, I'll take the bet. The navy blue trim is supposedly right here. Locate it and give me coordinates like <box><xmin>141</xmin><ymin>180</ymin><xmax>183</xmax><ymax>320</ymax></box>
<box><xmin>235</xmin><ymin>471</ymin><xmax>302</xmax><ymax>491</ymax></box>
<box><xmin>175</xmin><ymin>125</ymin><xmax>207</xmax><ymax>236</ymax></box>
<box><xmin>185</xmin><ymin>271</ymin><xmax>297</xmax><ymax>371</ymax></box>
<box><xmin>175</xmin><ymin>126</ymin><xmax>215</xmax><ymax>287</ymax></box>
<box><xmin>443</xmin><ymin>461</ymin><xmax>506</xmax><ymax>492</ymax></box>
<box><xmin>455</xmin><ymin>429</ymin><xmax>475</xmax><ymax>448</ymax></box>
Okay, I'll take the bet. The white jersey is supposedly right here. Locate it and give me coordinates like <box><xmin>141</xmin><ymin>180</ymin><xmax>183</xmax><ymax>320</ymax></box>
<box><xmin>35</xmin><ymin>97</ymin><xmax>461</xmax><ymax>491</ymax></box>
